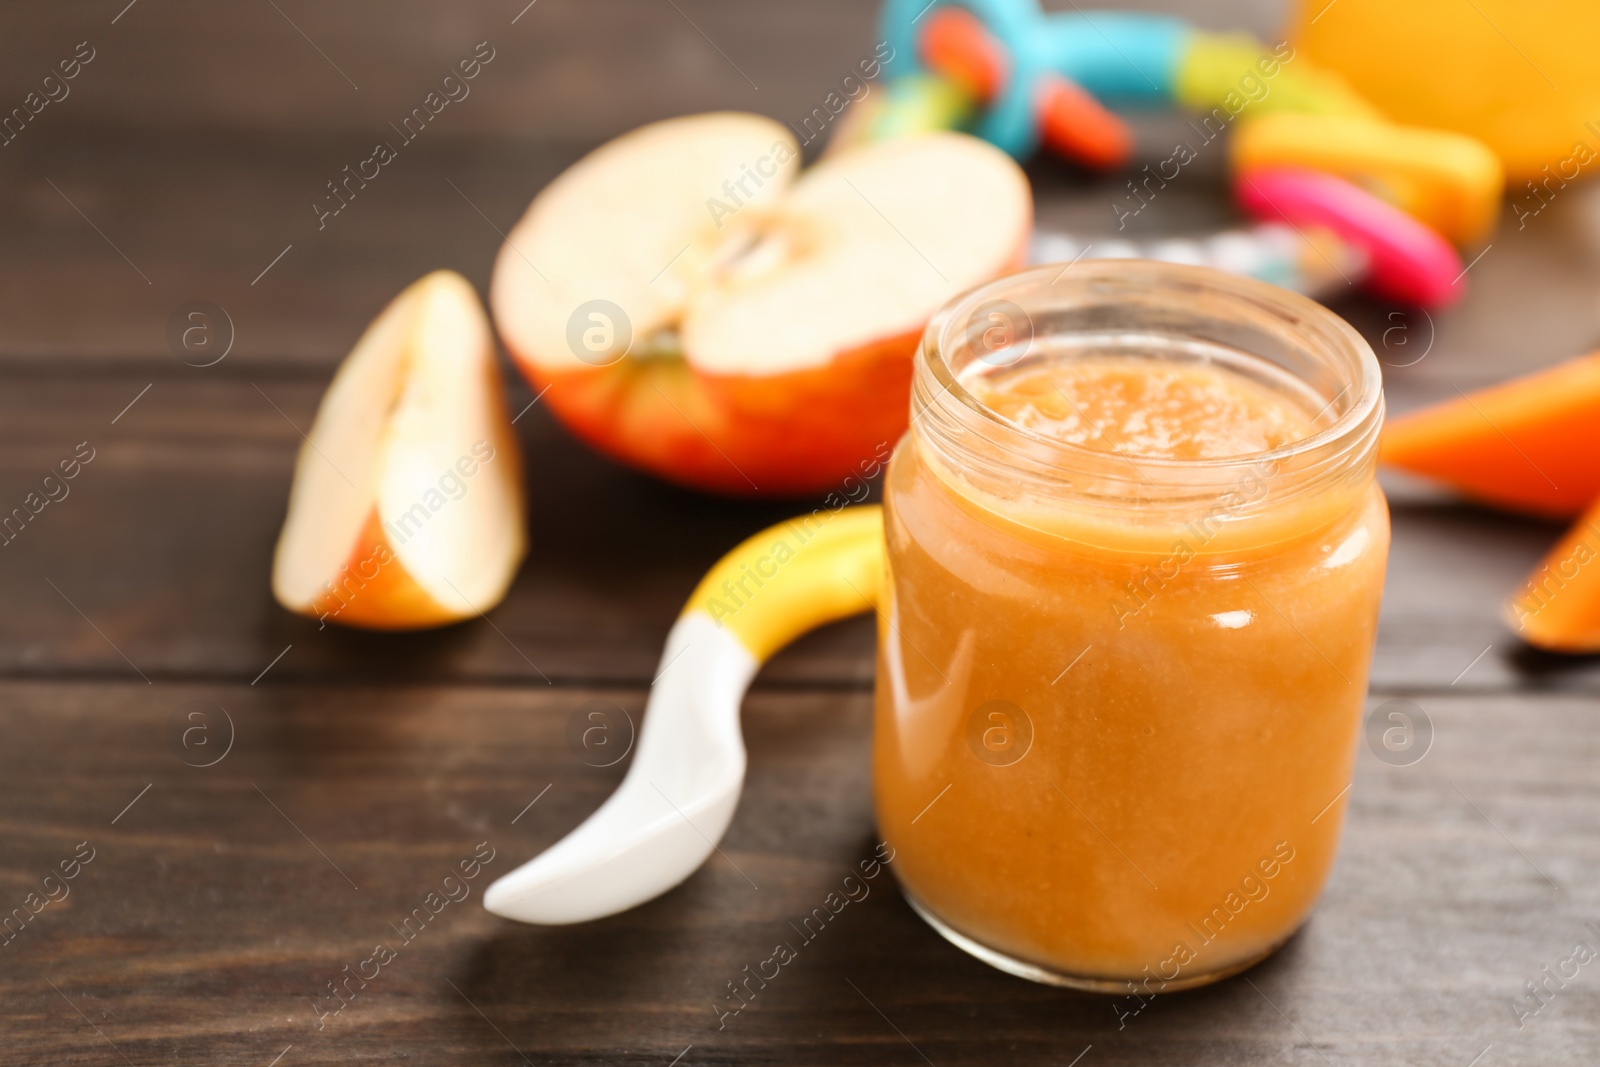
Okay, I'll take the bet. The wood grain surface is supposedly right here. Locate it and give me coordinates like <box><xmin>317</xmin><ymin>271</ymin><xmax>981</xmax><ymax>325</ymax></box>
<box><xmin>4</xmin><ymin>685</ymin><xmax>1599</xmax><ymax>1065</ymax></box>
<box><xmin>3</xmin><ymin>1</ymin><xmax>1599</xmax><ymax>1064</ymax></box>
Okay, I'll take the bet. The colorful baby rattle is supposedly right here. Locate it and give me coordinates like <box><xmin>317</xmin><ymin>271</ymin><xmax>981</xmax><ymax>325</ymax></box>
<box><xmin>842</xmin><ymin>0</ymin><xmax>1504</xmax><ymax>309</ymax></box>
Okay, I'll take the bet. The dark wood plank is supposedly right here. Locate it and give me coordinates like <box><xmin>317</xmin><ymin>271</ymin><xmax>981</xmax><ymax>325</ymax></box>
<box><xmin>0</xmin><ymin>128</ymin><xmax>584</xmax><ymax>370</ymax></box>
<box><xmin>0</xmin><ymin>366</ymin><xmax>1587</xmax><ymax>692</ymax></box>
<box><xmin>3</xmin><ymin>681</ymin><xmax>1597</xmax><ymax>1064</ymax></box>
<box><xmin>0</xmin><ymin>367</ymin><xmax>875</xmax><ymax>688</ymax></box>
<box><xmin>0</xmin><ymin>125</ymin><xmax>1595</xmax><ymax>383</ymax></box>
<box><xmin>0</xmin><ymin>0</ymin><xmax>1287</xmax><ymax>143</ymax></box>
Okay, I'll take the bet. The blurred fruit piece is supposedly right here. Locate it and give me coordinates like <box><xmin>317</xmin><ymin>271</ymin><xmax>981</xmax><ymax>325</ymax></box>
<box><xmin>272</xmin><ymin>271</ymin><xmax>526</xmax><ymax>629</ymax></box>
<box><xmin>1380</xmin><ymin>350</ymin><xmax>1600</xmax><ymax>519</ymax></box>
<box><xmin>1506</xmin><ymin>497</ymin><xmax>1600</xmax><ymax>653</ymax></box>
<box><xmin>490</xmin><ymin>113</ymin><xmax>1031</xmax><ymax>496</ymax></box>
<box><xmin>1291</xmin><ymin>0</ymin><xmax>1600</xmax><ymax>181</ymax></box>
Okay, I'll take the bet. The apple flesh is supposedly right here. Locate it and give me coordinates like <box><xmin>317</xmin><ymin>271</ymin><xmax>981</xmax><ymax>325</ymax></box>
<box><xmin>272</xmin><ymin>270</ymin><xmax>527</xmax><ymax>629</ymax></box>
<box><xmin>490</xmin><ymin>113</ymin><xmax>1032</xmax><ymax>495</ymax></box>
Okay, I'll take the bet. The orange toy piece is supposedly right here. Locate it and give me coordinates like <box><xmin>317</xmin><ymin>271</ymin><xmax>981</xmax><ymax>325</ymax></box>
<box><xmin>920</xmin><ymin>6</ymin><xmax>1003</xmax><ymax>97</ymax></box>
<box><xmin>1380</xmin><ymin>350</ymin><xmax>1600</xmax><ymax>520</ymax></box>
<box><xmin>1506</xmin><ymin>497</ymin><xmax>1600</xmax><ymax>653</ymax></box>
<box><xmin>1036</xmin><ymin>79</ymin><xmax>1133</xmax><ymax>170</ymax></box>
<box><xmin>919</xmin><ymin>6</ymin><xmax>1132</xmax><ymax>169</ymax></box>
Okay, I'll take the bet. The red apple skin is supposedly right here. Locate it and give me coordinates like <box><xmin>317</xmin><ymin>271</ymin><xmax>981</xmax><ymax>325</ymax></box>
<box><xmin>510</xmin><ymin>332</ymin><xmax>916</xmax><ymax>497</ymax></box>
<box><xmin>506</xmin><ymin>238</ymin><xmax>1031</xmax><ymax>498</ymax></box>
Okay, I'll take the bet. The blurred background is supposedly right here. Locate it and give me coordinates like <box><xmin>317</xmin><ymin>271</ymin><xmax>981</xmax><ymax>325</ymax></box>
<box><xmin>7</xmin><ymin>3</ymin><xmax>1600</xmax><ymax>1065</ymax></box>
<box><xmin>3</xmin><ymin>0</ymin><xmax>1597</xmax><ymax>377</ymax></box>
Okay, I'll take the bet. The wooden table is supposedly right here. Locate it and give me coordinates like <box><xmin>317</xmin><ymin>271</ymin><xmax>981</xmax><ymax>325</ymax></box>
<box><xmin>3</xmin><ymin>2</ymin><xmax>1599</xmax><ymax>1063</ymax></box>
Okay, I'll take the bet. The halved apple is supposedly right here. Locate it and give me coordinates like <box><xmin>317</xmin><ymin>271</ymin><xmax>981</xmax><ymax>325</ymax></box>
<box><xmin>490</xmin><ymin>112</ymin><xmax>1032</xmax><ymax>496</ymax></box>
<box><xmin>272</xmin><ymin>270</ymin><xmax>527</xmax><ymax>629</ymax></box>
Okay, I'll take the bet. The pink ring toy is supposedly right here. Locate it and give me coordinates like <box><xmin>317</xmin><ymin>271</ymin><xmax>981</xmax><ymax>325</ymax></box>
<box><xmin>1235</xmin><ymin>167</ymin><xmax>1465</xmax><ymax>309</ymax></box>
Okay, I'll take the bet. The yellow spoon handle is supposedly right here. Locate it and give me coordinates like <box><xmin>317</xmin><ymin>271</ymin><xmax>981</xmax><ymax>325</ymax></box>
<box><xmin>682</xmin><ymin>505</ymin><xmax>884</xmax><ymax>663</ymax></box>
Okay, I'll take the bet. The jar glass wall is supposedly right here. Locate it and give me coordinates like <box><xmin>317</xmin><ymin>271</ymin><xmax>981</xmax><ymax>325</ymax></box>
<box><xmin>873</xmin><ymin>261</ymin><xmax>1388</xmax><ymax>992</ymax></box>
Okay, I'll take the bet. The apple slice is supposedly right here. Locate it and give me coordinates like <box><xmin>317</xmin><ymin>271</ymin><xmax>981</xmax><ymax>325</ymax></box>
<box><xmin>490</xmin><ymin>112</ymin><xmax>1031</xmax><ymax>495</ymax></box>
<box><xmin>272</xmin><ymin>270</ymin><xmax>527</xmax><ymax>629</ymax></box>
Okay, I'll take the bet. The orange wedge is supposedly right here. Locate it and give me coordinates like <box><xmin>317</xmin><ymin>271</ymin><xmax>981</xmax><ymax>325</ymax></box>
<box><xmin>1380</xmin><ymin>350</ymin><xmax>1600</xmax><ymax>519</ymax></box>
<box><xmin>1506</xmin><ymin>496</ymin><xmax>1600</xmax><ymax>653</ymax></box>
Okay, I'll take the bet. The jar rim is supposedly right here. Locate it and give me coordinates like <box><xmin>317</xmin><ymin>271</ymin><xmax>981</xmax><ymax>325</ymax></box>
<box><xmin>916</xmin><ymin>259</ymin><xmax>1383</xmax><ymax>484</ymax></box>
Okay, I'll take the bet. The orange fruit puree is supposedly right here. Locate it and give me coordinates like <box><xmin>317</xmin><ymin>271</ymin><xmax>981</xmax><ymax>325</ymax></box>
<box><xmin>968</xmin><ymin>357</ymin><xmax>1315</xmax><ymax>460</ymax></box>
<box><xmin>874</xmin><ymin>354</ymin><xmax>1388</xmax><ymax>989</ymax></box>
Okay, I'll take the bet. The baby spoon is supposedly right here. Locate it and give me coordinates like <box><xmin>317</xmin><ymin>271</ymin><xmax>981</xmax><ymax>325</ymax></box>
<box><xmin>483</xmin><ymin>505</ymin><xmax>884</xmax><ymax>924</ymax></box>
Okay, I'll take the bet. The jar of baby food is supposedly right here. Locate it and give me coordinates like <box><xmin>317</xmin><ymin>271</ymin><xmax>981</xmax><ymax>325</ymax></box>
<box><xmin>874</xmin><ymin>260</ymin><xmax>1387</xmax><ymax>992</ymax></box>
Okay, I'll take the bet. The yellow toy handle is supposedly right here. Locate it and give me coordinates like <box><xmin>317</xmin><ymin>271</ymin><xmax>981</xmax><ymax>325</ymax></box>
<box><xmin>1230</xmin><ymin>112</ymin><xmax>1504</xmax><ymax>245</ymax></box>
<box><xmin>683</xmin><ymin>505</ymin><xmax>884</xmax><ymax>663</ymax></box>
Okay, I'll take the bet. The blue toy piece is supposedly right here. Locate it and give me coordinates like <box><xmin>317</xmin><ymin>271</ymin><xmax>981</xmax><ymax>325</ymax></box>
<box><xmin>878</xmin><ymin>0</ymin><xmax>1188</xmax><ymax>156</ymax></box>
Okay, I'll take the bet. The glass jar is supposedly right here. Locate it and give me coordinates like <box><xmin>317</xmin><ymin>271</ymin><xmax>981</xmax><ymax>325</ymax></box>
<box><xmin>873</xmin><ymin>260</ymin><xmax>1388</xmax><ymax>992</ymax></box>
